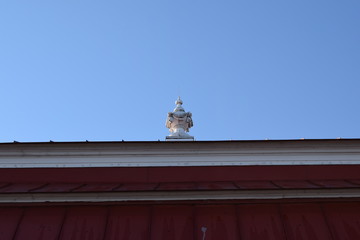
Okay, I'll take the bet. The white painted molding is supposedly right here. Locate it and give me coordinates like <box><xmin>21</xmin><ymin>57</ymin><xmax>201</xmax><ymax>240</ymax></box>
<box><xmin>0</xmin><ymin>140</ymin><xmax>360</xmax><ymax>168</ymax></box>
<box><xmin>0</xmin><ymin>189</ymin><xmax>360</xmax><ymax>203</ymax></box>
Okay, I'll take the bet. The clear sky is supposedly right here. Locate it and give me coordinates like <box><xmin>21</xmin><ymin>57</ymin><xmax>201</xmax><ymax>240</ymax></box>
<box><xmin>0</xmin><ymin>1</ymin><xmax>359</xmax><ymax>142</ymax></box>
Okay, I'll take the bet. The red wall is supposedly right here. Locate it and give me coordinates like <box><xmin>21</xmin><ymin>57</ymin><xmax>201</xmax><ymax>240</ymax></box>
<box><xmin>1</xmin><ymin>165</ymin><xmax>360</xmax><ymax>183</ymax></box>
<box><xmin>1</xmin><ymin>202</ymin><xmax>360</xmax><ymax>240</ymax></box>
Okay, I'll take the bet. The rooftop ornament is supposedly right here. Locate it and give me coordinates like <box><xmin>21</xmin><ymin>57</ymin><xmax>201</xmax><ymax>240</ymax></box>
<box><xmin>165</xmin><ymin>97</ymin><xmax>194</xmax><ymax>141</ymax></box>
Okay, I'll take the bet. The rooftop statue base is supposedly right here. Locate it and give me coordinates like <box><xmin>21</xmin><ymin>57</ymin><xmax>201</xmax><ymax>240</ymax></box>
<box><xmin>166</xmin><ymin>129</ymin><xmax>194</xmax><ymax>141</ymax></box>
<box><xmin>166</xmin><ymin>137</ymin><xmax>194</xmax><ymax>141</ymax></box>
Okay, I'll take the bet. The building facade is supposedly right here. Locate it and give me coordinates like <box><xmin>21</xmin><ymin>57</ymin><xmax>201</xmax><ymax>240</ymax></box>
<box><xmin>0</xmin><ymin>139</ymin><xmax>360</xmax><ymax>239</ymax></box>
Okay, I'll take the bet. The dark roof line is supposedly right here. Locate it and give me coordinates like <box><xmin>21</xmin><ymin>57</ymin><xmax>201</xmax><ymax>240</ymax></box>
<box><xmin>1</xmin><ymin>138</ymin><xmax>360</xmax><ymax>145</ymax></box>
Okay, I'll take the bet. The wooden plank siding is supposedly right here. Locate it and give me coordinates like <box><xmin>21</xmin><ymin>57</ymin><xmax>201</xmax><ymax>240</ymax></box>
<box><xmin>1</xmin><ymin>202</ymin><xmax>360</xmax><ymax>240</ymax></box>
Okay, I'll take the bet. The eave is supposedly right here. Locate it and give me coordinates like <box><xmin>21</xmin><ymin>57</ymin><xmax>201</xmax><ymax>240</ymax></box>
<box><xmin>1</xmin><ymin>139</ymin><xmax>360</xmax><ymax>168</ymax></box>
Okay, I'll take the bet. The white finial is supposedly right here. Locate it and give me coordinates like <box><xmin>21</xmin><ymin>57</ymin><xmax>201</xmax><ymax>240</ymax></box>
<box><xmin>165</xmin><ymin>97</ymin><xmax>194</xmax><ymax>141</ymax></box>
<box><xmin>173</xmin><ymin>96</ymin><xmax>185</xmax><ymax>112</ymax></box>
<box><xmin>175</xmin><ymin>96</ymin><xmax>183</xmax><ymax>105</ymax></box>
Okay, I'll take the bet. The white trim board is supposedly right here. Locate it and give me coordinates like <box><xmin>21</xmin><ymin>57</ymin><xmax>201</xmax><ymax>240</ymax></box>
<box><xmin>1</xmin><ymin>141</ymin><xmax>360</xmax><ymax>168</ymax></box>
<box><xmin>1</xmin><ymin>152</ymin><xmax>360</xmax><ymax>168</ymax></box>
<box><xmin>0</xmin><ymin>189</ymin><xmax>360</xmax><ymax>203</ymax></box>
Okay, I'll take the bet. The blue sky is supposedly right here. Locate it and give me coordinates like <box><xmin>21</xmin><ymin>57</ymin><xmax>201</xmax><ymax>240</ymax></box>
<box><xmin>0</xmin><ymin>1</ymin><xmax>359</xmax><ymax>142</ymax></box>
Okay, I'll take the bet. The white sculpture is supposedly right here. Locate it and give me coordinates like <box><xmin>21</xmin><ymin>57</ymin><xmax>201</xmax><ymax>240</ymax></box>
<box><xmin>166</xmin><ymin>97</ymin><xmax>194</xmax><ymax>141</ymax></box>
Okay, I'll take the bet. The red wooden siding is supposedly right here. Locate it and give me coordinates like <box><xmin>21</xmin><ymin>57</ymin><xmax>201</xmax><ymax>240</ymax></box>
<box><xmin>196</xmin><ymin>205</ymin><xmax>239</xmax><ymax>240</ymax></box>
<box><xmin>323</xmin><ymin>203</ymin><xmax>360</xmax><ymax>240</ymax></box>
<box><xmin>59</xmin><ymin>207</ymin><xmax>108</xmax><ymax>240</ymax></box>
<box><xmin>151</xmin><ymin>206</ymin><xmax>193</xmax><ymax>240</ymax></box>
<box><xmin>281</xmin><ymin>204</ymin><xmax>332</xmax><ymax>240</ymax></box>
<box><xmin>0</xmin><ymin>208</ymin><xmax>23</xmax><ymax>240</ymax></box>
<box><xmin>238</xmin><ymin>204</ymin><xmax>286</xmax><ymax>240</ymax></box>
<box><xmin>105</xmin><ymin>206</ymin><xmax>150</xmax><ymax>240</ymax></box>
<box><xmin>1</xmin><ymin>179</ymin><xmax>359</xmax><ymax>194</ymax></box>
<box><xmin>14</xmin><ymin>207</ymin><xmax>65</xmax><ymax>240</ymax></box>
<box><xmin>1</xmin><ymin>165</ymin><xmax>360</xmax><ymax>183</ymax></box>
<box><xmin>1</xmin><ymin>202</ymin><xmax>360</xmax><ymax>240</ymax></box>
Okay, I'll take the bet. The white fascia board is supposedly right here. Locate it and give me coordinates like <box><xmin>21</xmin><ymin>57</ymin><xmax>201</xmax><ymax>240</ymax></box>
<box><xmin>1</xmin><ymin>152</ymin><xmax>360</xmax><ymax>168</ymax></box>
<box><xmin>1</xmin><ymin>189</ymin><xmax>360</xmax><ymax>203</ymax></box>
<box><xmin>1</xmin><ymin>141</ymin><xmax>360</xmax><ymax>168</ymax></box>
